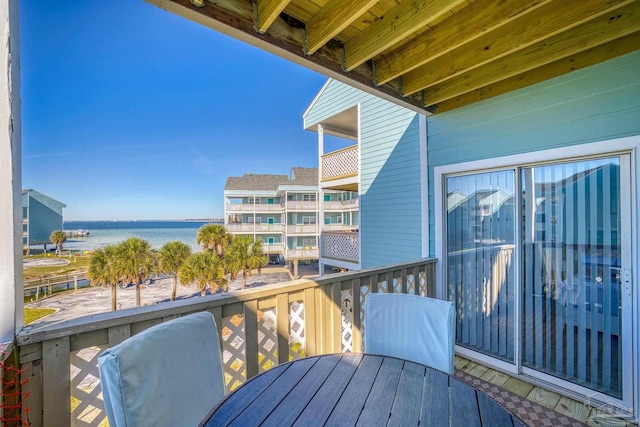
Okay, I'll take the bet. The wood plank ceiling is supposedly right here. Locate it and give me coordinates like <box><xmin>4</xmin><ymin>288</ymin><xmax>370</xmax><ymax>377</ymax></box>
<box><xmin>151</xmin><ymin>0</ymin><xmax>640</xmax><ymax>114</ymax></box>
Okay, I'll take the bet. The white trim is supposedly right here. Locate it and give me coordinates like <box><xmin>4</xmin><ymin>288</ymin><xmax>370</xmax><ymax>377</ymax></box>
<box><xmin>419</xmin><ymin>114</ymin><xmax>429</xmax><ymax>258</ymax></box>
<box><xmin>1</xmin><ymin>0</ymin><xmax>22</xmax><ymax>343</ymax></box>
<box><xmin>357</xmin><ymin>103</ymin><xmax>363</xmax><ymax>267</ymax></box>
<box><xmin>435</xmin><ymin>136</ymin><xmax>640</xmax><ymax>416</ymax></box>
<box><xmin>302</xmin><ymin>78</ymin><xmax>332</xmax><ymax>120</ymax></box>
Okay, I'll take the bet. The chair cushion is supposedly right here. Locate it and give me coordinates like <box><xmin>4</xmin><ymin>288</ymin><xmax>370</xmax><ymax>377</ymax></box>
<box><xmin>364</xmin><ymin>293</ymin><xmax>455</xmax><ymax>374</ymax></box>
<box><xmin>98</xmin><ymin>312</ymin><xmax>225</xmax><ymax>427</ymax></box>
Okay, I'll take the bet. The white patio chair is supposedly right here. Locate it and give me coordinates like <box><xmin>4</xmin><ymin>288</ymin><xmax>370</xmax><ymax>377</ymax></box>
<box><xmin>364</xmin><ymin>293</ymin><xmax>456</xmax><ymax>374</ymax></box>
<box><xmin>98</xmin><ymin>311</ymin><xmax>225</xmax><ymax>427</ymax></box>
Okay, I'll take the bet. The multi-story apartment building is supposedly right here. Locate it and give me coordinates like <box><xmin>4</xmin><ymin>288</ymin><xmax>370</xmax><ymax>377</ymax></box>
<box><xmin>22</xmin><ymin>189</ymin><xmax>66</xmax><ymax>254</ymax></box>
<box><xmin>224</xmin><ymin>167</ymin><xmax>358</xmax><ymax>276</ymax></box>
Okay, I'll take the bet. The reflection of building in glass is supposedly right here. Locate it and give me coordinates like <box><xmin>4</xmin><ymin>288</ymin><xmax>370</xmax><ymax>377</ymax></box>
<box><xmin>447</xmin><ymin>189</ymin><xmax>514</xmax><ymax>250</ymax></box>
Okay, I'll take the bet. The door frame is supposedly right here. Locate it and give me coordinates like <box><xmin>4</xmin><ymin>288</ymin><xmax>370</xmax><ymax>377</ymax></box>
<box><xmin>434</xmin><ymin>136</ymin><xmax>639</xmax><ymax>417</ymax></box>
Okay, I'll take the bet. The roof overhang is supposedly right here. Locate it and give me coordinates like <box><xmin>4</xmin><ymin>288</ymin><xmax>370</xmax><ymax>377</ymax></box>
<box><xmin>147</xmin><ymin>0</ymin><xmax>640</xmax><ymax>114</ymax></box>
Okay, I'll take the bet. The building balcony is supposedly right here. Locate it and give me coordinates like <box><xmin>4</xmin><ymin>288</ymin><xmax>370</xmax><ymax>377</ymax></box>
<box><xmin>226</xmin><ymin>223</ymin><xmax>284</xmax><ymax>233</ymax></box>
<box><xmin>323</xmin><ymin>224</ymin><xmax>358</xmax><ymax>232</ymax></box>
<box><xmin>10</xmin><ymin>259</ymin><xmax>436</xmax><ymax>426</ymax></box>
<box><xmin>286</xmin><ymin>247</ymin><xmax>319</xmax><ymax>259</ymax></box>
<box><xmin>286</xmin><ymin>224</ymin><xmax>319</xmax><ymax>234</ymax></box>
<box><xmin>323</xmin><ymin>198</ymin><xmax>359</xmax><ymax>211</ymax></box>
<box><xmin>225</xmin><ymin>203</ymin><xmax>283</xmax><ymax>212</ymax></box>
<box><xmin>262</xmin><ymin>243</ymin><xmax>284</xmax><ymax>253</ymax></box>
<box><xmin>320</xmin><ymin>145</ymin><xmax>358</xmax><ymax>191</ymax></box>
<box><xmin>5</xmin><ymin>257</ymin><xmax>630</xmax><ymax>426</ymax></box>
<box><xmin>286</xmin><ymin>200</ymin><xmax>318</xmax><ymax>210</ymax></box>
<box><xmin>321</xmin><ymin>231</ymin><xmax>359</xmax><ymax>263</ymax></box>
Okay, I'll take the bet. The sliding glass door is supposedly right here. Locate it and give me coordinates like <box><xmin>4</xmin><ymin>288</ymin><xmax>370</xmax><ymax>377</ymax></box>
<box><xmin>521</xmin><ymin>158</ymin><xmax>624</xmax><ymax>398</ymax></box>
<box><xmin>446</xmin><ymin>170</ymin><xmax>516</xmax><ymax>363</ymax></box>
<box><xmin>444</xmin><ymin>154</ymin><xmax>630</xmax><ymax>400</ymax></box>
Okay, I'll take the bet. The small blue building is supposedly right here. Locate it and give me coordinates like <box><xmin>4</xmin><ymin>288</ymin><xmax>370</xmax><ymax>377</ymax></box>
<box><xmin>22</xmin><ymin>189</ymin><xmax>66</xmax><ymax>253</ymax></box>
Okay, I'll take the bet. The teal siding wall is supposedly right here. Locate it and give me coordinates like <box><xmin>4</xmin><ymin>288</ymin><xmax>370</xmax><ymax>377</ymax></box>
<box><xmin>28</xmin><ymin>198</ymin><xmax>63</xmax><ymax>244</ymax></box>
<box><xmin>360</xmin><ymin>99</ymin><xmax>422</xmax><ymax>268</ymax></box>
<box><xmin>427</xmin><ymin>51</ymin><xmax>640</xmax><ymax>254</ymax></box>
<box><xmin>305</xmin><ymin>80</ymin><xmax>425</xmax><ymax>268</ymax></box>
<box><xmin>304</xmin><ymin>80</ymin><xmax>362</xmax><ymax>130</ymax></box>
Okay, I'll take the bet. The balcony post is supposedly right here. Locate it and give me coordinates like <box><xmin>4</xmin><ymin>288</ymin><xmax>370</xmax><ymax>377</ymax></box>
<box><xmin>0</xmin><ymin>0</ymin><xmax>22</xmax><ymax>345</ymax></box>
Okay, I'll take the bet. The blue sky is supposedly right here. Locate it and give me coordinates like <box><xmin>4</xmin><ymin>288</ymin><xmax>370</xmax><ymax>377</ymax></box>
<box><xmin>20</xmin><ymin>0</ymin><xmax>327</xmax><ymax>220</ymax></box>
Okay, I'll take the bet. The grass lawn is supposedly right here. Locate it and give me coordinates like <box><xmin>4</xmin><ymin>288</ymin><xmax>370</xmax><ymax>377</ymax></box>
<box><xmin>23</xmin><ymin>254</ymin><xmax>92</xmax><ymax>280</ymax></box>
<box><xmin>24</xmin><ymin>307</ymin><xmax>56</xmax><ymax>324</ymax></box>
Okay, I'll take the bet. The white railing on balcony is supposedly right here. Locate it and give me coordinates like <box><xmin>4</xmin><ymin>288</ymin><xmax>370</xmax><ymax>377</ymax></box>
<box><xmin>14</xmin><ymin>259</ymin><xmax>436</xmax><ymax>426</ymax></box>
<box><xmin>322</xmin><ymin>231</ymin><xmax>359</xmax><ymax>262</ymax></box>
<box><xmin>286</xmin><ymin>248</ymin><xmax>319</xmax><ymax>259</ymax></box>
<box><xmin>254</xmin><ymin>224</ymin><xmax>284</xmax><ymax>233</ymax></box>
<box><xmin>321</xmin><ymin>145</ymin><xmax>358</xmax><ymax>182</ymax></box>
<box><xmin>287</xmin><ymin>224</ymin><xmax>319</xmax><ymax>234</ymax></box>
<box><xmin>226</xmin><ymin>224</ymin><xmax>284</xmax><ymax>233</ymax></box>
<box><xmin>323</xmin><ymin>224</ymin><xmax>358</xmax><ymax>232</ymax></box>
<box><xmin>262</xmin><ymin>244</ymin><xmax>284</xmax><ymax>253</ymax></box>
<box><xmin>286</xmin><ymin>201</ymin><xmax>318</xmax><ymax>210</ymax></box>
<box><xmin>225</xmin><ymin>204</ymin><xmax>282</xmax><ymax>212</ymax></box>
<box><xmin>255</xmin><ymin>205</ymin><xmax>282</xmax><ymax>212</ymax></box>
<box><xmin>323</xmin><ymin>198</ymin><xmax>359</xmax><ymax>210</ymax></box>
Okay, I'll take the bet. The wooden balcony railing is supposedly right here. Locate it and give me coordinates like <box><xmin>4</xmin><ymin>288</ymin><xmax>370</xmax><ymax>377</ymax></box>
<box><xmin>15</xmin><ymin>258</ymin><xmax>436</xmax><ymax>426</ymax></box>
<box><xmin>321</xmin><ymin>145</ymin><xmax>358</xmax><ymax>182</ymax></box>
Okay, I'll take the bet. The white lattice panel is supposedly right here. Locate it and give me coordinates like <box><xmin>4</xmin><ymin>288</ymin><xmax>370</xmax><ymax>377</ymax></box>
<box><xmin>321</xmin><ymin>146</ymin><xmax>358</xmax><ymax>180</ymax></box>
<box><xmin>378</xmin><ymin>276</ymin><xmax>388</xmax><ymax>293</ymax></box>
<box><xmin>322</xmin><ymin>232</ymin><xmax>359</xmax><ymax>262</ymax></box>
<box><xmin>341</xmin><ymin>289</ymin><xmax>353</xmax><ymax>352</ymax></box>
<box><xmin>360</xmin><ymin>283</ymin><xmax>370</xmax><ymax>349</ymax></box>
<box><xmin>407</xmin><ymin>272</ymin><xmax>416</xmax><ymax>294</ymax></box>
<box><xmin>258</xmin><ymin>308</ymin><xmax>277</xmax><ymax>373</ymax></box>
<box><xmin>71</xmin><ymin>346</ymin><xmax>107</xmax><ymax>427</ymax></box>
<box><xmin>419</xmin><ymin>270</ymin><xmax>427</xmax><ymax>296</ymax></box>
<box><xmin>290</xmin><ymin>302</ymin><xmax>305</xmax><ymax>360</ymax></box>
<box><xmin>393</xmin><ymin>275</ymin><xmax>402</xmax><ymax>293</ymax></box>
<box><xmin>222</xmin><ymin>315</ymin><xmax>246</xmax><ymax>392</ymax></box>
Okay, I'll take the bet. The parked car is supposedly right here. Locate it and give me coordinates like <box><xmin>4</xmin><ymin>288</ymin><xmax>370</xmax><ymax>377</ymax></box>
<box><xmin>118</xmin><ymin>278</ymin><xmax>154</xmax><ymax>289</ymax></box>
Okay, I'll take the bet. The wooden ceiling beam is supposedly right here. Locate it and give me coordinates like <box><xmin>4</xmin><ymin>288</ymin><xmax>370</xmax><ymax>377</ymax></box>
<box><xmin>305</xmin><ymin>0</ymin><xmax>378</xmax><ymax>55</ymax></box>
<box><xmin>343</xmin><ymin>0</ymin><xmax>466</xmax><ymax>71</ymax></box>
<box><xmin>422</xmin><ymin>3</ymin><xmax>640</xmax><ymax>106</ymax></box>
<box><xmin>433</xmin><ymin>32</ymin><xmax>640</xmax><ymax>113</ymax></box>
<box><xmin>255</xmin><ymin>0</ymin><xmax>291</xmax><ymax>34</ymax></box>
<box><xmin>403</xmin><ymin>0</ymin><xmax>635</xmax><ymax>95</ymax></box>
<box><xmin>374</xmin><ymin>0</ymin><xmax>551</xmax><ymax>85</ymax></box>
<box><xmin>147</xmin><ymin>0</ymin><xmax>427</xmax><ymax>113</ymax></box>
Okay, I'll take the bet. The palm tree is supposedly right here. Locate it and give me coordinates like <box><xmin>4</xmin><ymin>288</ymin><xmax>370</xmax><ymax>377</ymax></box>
<box><xmin>50</xmin><ymin>230</ymin><xmax>67</xmax><ymax>256</ymax></box>
<box><xmin>196</xmin><ymin>224</ymin><xmax>231</xmax><ymax>255</ymax></box>
<box><xmin>87</xmin><ymin>245</ymin><xmax>120</xmax><ymax>311</ymax></box>
<box><xmin>158</xmin><ymin>241</ymin><xmax>192</xmax><ymax>301</ymax></box>
<box><xmin>224</xmin><ymin>235</ymin><xmax>268</xmax><ymax>289</ymax></box>
<box><xmin>115</xmin><ymin>237</ymin><xmax>156</xmax><ymax>307</ymax></box>
<box><xmin>178</xmin><ymin>251</ymin><xmax>227</xmax><ymax>296</ymax></box>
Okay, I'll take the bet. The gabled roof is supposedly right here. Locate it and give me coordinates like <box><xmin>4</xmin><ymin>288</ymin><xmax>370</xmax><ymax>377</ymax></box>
<box><xmin>286</xmin><ymin>167</ymin><xmax>318</xmax><ymax>186</ymax></box>
<box><xmin>224</xmin><ymin>174</ymin><xmax>288</xmax><ymax>191</ymax></box>
<box><xmin>22</xmin><ymin>189</ymin><xmax>66</xmax><ymax>213</ymax></box>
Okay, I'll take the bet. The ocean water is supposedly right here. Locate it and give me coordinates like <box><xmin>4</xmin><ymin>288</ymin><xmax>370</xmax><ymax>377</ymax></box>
<box><xmin>62</xmin><ymin>220</ymin><xmax>219</xmax><ymax>252</ymax></box>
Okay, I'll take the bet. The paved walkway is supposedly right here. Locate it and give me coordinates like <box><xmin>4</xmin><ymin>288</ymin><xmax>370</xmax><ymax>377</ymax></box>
<box><xmin>24</xmin><ymin>266</ymin><xmax>303</xmax><ymax>330</ymax></box>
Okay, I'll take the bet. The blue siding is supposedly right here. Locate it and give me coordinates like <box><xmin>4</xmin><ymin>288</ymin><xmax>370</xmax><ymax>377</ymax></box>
<box><xmin>304</xmin><ymin>80</ymin><xmax>362</xmax><ymax>129</ymax></box>
<box><xmin>29</xmin><ymin>198</ymin><xmax>63</xmax><ymax>244</ymax></box>
<box><xmin>427</xmin><ymin>51</ymin><xmax>640</xmax><ymax>254</ymax></box>
<box><xmin>305</xmin><ymin>80</ymin><xmax>425</xmax><ymax>268</ymax></box>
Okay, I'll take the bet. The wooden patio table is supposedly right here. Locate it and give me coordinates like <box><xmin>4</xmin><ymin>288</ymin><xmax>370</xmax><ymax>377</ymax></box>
<box><xmin>200</xmin><ymin>353</ymin><xmax>526</xmax><ymax>426</ymax></box>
